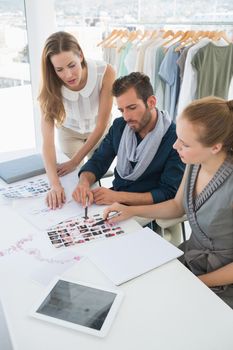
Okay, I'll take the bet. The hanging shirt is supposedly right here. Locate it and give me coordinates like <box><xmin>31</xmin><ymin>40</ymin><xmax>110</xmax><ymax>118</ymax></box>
<box><xmin>192</xmin><ymin>42</ymin><xmax>233</xmax><ymax>99</ymax></box>
<box><xmin>176</xmin><ymin>45</ymin><xmax>193</xmax><ymax>81</ymax></box>
<box><xmin>158</xmin><ymin>43</ymin><xmax>181</xmax><ymax>121</ymax></box>
<box><xmin>117</xmin><ymin>42</ymin><xmax>132</xmax><ymax>77</ymax></box>
<box><xmin>61</xmin><ymin>59</ymin><xmax>107</xmax><ymax>134</ymax></box>
<box><xmin>153</xmin><ymin>45</ymin><xmax>166</xmax><ymax>110</ymax></box>
<box><xmin>177</xmin><ymin>38</ymin><xmax>227</xmax><ymax>116</ymax></box>
<box><xmin>124</xmin><ymin>46</ymin><xmax>138</xmax><ymax>73</ymax></box>
<box><xmin>103</xmin><ymin>46</ymin><xmax>117</xmax><ymax>67</ymax></box>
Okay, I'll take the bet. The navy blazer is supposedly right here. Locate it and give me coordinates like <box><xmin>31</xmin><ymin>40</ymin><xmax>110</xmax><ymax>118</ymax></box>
<box><xmin>79</xmin><ymin>117</ymin><xmax>185</xmax><ymax>203</ymax></box>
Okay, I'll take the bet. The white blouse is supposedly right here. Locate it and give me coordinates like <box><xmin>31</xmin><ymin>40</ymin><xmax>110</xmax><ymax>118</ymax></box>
<box><xmin>61</xmin><ymin>59</ymin><xmax>107</xmax><ymax>133</ymax></box>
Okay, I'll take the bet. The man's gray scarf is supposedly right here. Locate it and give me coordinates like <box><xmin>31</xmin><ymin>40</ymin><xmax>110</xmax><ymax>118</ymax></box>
<box><xmin>116</xmin><ymin>110</ymin><xmax>171</xmax><ymax>181</ymax></box>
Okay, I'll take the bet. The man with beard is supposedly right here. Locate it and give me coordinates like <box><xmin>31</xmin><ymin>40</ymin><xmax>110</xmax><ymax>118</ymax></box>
<box><xmin>73</xmin><ymin>72</ymin><xmax>184</xmax><ymax>207</ymax></box>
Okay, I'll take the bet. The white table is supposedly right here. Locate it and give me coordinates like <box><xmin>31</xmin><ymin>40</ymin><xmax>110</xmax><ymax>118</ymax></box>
<box><xmin>0</xmin><ymin>176</ymin><xmax>233</xmax><ymax>350</ymax></box>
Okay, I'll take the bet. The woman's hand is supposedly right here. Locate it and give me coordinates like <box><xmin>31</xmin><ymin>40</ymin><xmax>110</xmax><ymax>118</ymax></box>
<box><xmin>57</xmin><ymin>160</ymin><xmax>77</xmax><ymax>177</ymax></box>
<box><xmin>46</xmin><ymin>184</ymin><xmax>66</xmax><ymax>209</ymax></box>
<box><xmin>103</xmin><ymin>202</ymin><xmax>134</xmax><ymax>224</ymax></box>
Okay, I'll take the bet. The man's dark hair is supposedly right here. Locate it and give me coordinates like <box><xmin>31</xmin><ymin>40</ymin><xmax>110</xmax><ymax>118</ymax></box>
<box><xmin>112</xmin><ymin>72</ymin><xmax>154</xmax><ymax>106</ymax></box>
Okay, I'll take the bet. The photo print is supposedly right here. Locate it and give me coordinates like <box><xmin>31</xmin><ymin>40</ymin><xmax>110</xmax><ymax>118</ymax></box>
<box><xmin>0</xmin><ymin>178</ymin><xmax>50</xmax><ymax>199</ymax></box>
<box><xmin>46</xmin><ymin>213</ymin><xmax>125</xmax><ymax>249</ymax></box>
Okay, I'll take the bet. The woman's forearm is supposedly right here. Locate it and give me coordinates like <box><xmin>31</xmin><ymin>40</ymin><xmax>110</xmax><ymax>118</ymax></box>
<box><xmin>198</xmin><ymin>262</ymin><xmax>233</xmax><ymax>287</ymax></box>
<box><xmin>127</xmin><ymin>198</ymin><xmax>185</xmax><ymax>220</ymax></box>
<box><xmin>71</xmin><ymin>124</ymin><xmax>108</xmax><ymax>165</ymax></box>
<box><xmin>42</xmin><ymin>144</ymin><xmax>61</xmax><ymax>186</ymax></box>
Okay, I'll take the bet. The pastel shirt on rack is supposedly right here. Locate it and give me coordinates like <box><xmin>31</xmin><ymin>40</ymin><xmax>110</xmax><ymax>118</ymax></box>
<box><xmin>192</xmin><ymin>42</ymin><xmax>233</xmax><ymax>99</ymax></box>
<box><xmin>158</xmin><ymin>43</ymin><xmax>181</xmax><ymax>121</ymax></box>
<box><xmin>135</xmin><ymin>39</ymin><xmax>154</xmax><ymax>72</ymax></box>
<box><xmin>142</xmin><ymin>38</ymin><xmax>165</xmax><ymax>110</ymax></box>
<box><xmin>62</xmin><ymin>59</ymin><xmax>107</xmax><ymax>134</ymax></box>
<box><xmin>124</xmin><ymin>46</ymin><xmax>138</xmax><ymax>73</ymax></box>
<box><xmin>177</xmin><ymin>38</ymin><xmax>227</xmax><ymax>116</ymax></box>
<box><xmin>117</xmin><ymin>42</ymin><xmax>132</xmax><ymax>77</ymax></box>
<box><xmin>103</xmin><ymin>47</ymin><xmax>117</xmax><ymax>67</ymax></box>
<box><xmin>143</xmin><ymin>37</ymin><xmax>164</xmax><ymax>83</ymax></box>
<box><xmin>153</xmin><ymin>45</ymin><xmax>166</xmax><ymax>110</ymax></box>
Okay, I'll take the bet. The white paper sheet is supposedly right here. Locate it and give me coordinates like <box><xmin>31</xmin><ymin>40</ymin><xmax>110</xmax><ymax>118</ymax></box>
<box><xmin>12</xmin><ymin>169</ymin><xmax>99</xmax><ymax>230</ymax></box>
<box><xmin>30</xmin><ymin>250</ymin><xmax>83</xmax><ymax>286</ymax></box>
<box><xmin>13</xmin><ymin>197</ymin><xmax>86</xmax><ymax>230</ymax></box>
<box><xmin>87</xmin><ymin>227</ymin><xmax>184</xmax><ymax>285</ymax></box>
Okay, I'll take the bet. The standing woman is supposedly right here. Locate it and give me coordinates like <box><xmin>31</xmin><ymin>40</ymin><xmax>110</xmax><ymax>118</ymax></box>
<box><xmin>38</xmin><ymin>31</ymin><xmax>115</xmax><ymax>209</ymax></box>
<box><xmin>104</xmin><ymin>96</ymin><xmax>233</xmax><ymax>308</ymax></box>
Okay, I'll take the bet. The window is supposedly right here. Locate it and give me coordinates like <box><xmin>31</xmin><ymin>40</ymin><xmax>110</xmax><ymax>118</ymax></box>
<box><xmin>1</xmin><ymin>0</ymin><xmax>233</xmax><ymax>157</ymax></box>
<box><xmin>54</xmin><ymin>0</ymin><xmax>233</xmax><ymax>59</ymax></box>
<box><xmin>0</xmin><ymin>0</ymin><xmax>35</xmax><ymax>154</ymax></box>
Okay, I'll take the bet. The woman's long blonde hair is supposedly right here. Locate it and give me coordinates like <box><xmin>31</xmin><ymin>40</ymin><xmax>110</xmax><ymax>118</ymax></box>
<box><xmin>38</xmin><ymin>31</ymin><xmax>87</xmax><ymax>125</ymax></box>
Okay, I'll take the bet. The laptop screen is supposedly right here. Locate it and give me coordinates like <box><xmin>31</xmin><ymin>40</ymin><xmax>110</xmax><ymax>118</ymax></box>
<box><xmin>0</xmin><ymin>154</ymin><xmax>45</xmax><ymax>184</ymax></box>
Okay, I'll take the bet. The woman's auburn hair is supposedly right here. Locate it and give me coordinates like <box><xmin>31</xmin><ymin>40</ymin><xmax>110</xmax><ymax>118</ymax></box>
<box><xmin>182</xmin><ymin>96</ymin><xmax>233</xmax><ymax>156</ymax></box>
<box><xmin>38</xmin><ymin>31</ymin><xmax>87</xmax><ymax>125</ymax></box>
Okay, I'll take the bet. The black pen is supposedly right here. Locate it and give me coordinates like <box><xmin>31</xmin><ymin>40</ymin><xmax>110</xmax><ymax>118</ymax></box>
<box><xmin>92</xmin><ymin>211</ymin><xmax>122</xmax><ymax>227</ymax></box>
<box><xmin>84</xmin><ymin>197</ymin><xmax>88</xmax><ymax>219</ymax></box>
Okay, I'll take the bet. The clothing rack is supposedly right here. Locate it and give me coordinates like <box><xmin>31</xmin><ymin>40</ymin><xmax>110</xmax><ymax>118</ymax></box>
<box><xmin>99</xmin><ymin>26</ymin><xmax>233</xmax><ymax>122</ymax></box>
<box><xmin>98</xmin><ymin>28</ymin><xmax>232</xmax><ymax>48</ymax></box>
<box><xmin>99</xmin><ymin>21</ymin><xmax>233</xmax><ymax>47</ymax></box>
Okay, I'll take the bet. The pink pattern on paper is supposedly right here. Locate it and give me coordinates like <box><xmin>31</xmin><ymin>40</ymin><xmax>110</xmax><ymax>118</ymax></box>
<box><xmin>0</xmin><ymin>234</ymin><xmax>81</xmax><ymax>264</ymax></box>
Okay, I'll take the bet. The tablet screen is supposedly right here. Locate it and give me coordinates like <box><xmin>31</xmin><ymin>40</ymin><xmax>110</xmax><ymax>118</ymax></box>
<box><xmin>31</xmin><ymin>278</ymin><xmax>123</xmax><ymax>337</ymax></box>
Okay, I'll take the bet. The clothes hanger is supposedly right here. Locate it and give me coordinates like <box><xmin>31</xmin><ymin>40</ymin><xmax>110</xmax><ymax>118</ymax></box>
<box><xmin>139</xmin><ymin>30</ymin><xmax>152</xmax><ymax>42</ymax></box>
<box><xmin>103</xmin><ymin>29</ymin><xmax>129</xmax><ymax>48</ymax></box>
<box><xmin>162</xmin><ymin>30</ymin><xmax>184</xmax><ymax>47</ymax></box>
<box><xmin>162</xmin><ymin>29</ymin><xmax>174</xmax><ymax>39</ymax></box>
<box><xmin>174</xmin><ymin>30</ymin><xmax>196</xmax><ymax>51</ymax></box>
<box><xmin>97</xmin><ymin>29</ymin><xmax>118</xmax><ymax>47</ymax></box>
<box><xmin>211</xmin><ymin>30</ymin><xmax>231</xmax><ymax>44</ymax></box>
<box><xmin>151</xmin><ymin>29</ymin><xmax>164</xmax><ymax>40</ymax></box>
<box><xmin>117</xmin><ymin>30</ymin><xmax>141</xmax><ymax>52</ymax></box>
<box><xmin>131</xmin><ymin>29</ymin><xmax>154</xmax><ymax>49</ymax></box>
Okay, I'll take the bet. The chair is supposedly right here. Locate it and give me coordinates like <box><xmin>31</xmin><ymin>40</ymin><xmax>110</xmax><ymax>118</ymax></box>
<box><xmin>135</xmin><ymin>215</ymin><xmax>187</xmax><ymax>247</ymax></box>
<box><xmin>98</xmin><ymin>170</ymin><xmax>114</xmax><ymax>187</ymax></box>
<box><xmin>156</xmin><ymin>215</ymin><xmax>187</xmax><ymax>245</ymax></box>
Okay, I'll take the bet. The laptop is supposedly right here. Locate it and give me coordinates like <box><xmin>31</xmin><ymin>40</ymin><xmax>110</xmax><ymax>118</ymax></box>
<box><xmin>0</xmin><ymin>300</ymin><xmax>16</xmax><ymax>350</ymax></box>
<box><xmin>0</xmin><ymin>154</ymin><xmax>45</xmax><ymax>184</ymax></box>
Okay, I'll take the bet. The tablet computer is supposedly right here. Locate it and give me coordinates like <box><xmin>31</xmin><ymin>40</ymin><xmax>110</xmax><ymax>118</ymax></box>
<box><xmin>30</xmin><ymin>277</ymin><xmax>123</xmax><ymax>338</ymax></box>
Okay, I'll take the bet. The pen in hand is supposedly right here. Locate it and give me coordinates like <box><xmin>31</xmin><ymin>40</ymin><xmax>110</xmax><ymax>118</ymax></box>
<box><xmin>92</xmin><ymin>211</ymin><xmax>122</xmax><ymax>227</ymax></box>
<box><xmin>84</xmin><ymin>196</ymin><xmax>88</xmax><ymax>219</ymax></box>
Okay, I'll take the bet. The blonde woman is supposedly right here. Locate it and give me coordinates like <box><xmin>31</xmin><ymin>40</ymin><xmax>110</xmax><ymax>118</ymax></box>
<box><xmin>38</xmin><ymin>31</ymin><xmax>115</xmax><ymax>209</ymax></box>
<box><xmin>104</xmin><ymin>96</ymin><xmax>233</xmax><ymax>308</ymax></box>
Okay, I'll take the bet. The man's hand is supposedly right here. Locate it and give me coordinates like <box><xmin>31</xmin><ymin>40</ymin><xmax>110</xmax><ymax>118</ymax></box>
<box><xmin>72</xmin><ymin>182</ymin><xmax>94</xmax><ymax>207</ymax></box>
<box><xmin>92</xmin><ymin>187</ymin><xmax>119</xmax><ymax>205</ymax></box>
<box><xmin>57</xmin><ymin>160</ymin><xmax>77</xmax><ymax>177</ymax></box>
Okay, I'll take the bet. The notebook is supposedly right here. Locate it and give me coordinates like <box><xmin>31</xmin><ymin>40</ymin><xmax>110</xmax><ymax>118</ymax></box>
<box><xmin>87</xmin><ymin>227</ymin><xmax>183</xmax><ymax>286</ymax></box>
<box><xmin>0</xmin><ymin>154</ymin><xmax>45</xmax><ymax>184</ymax></box>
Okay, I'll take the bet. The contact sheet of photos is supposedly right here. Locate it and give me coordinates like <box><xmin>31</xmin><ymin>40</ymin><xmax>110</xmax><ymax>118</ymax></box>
<box><xmin>0</xmin><ymin>178</ymin><xmax>50</xmax><ymax>199</ymax></box>
<box><xmin>46</xmin><ymin>213</ymin><xmax>125</xmax><ymax>249</ymax></box>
